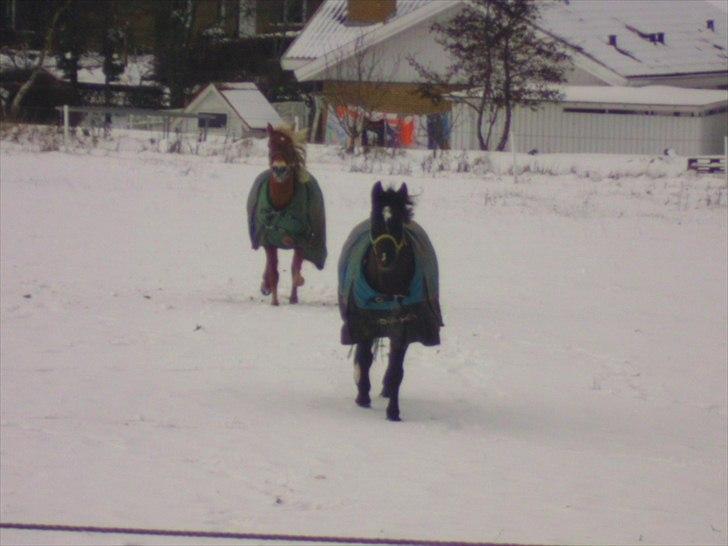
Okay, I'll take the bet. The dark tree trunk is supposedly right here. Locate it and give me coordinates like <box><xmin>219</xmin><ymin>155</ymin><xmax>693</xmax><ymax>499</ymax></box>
<box><xmin>475</xmin><ymin>90</ymin><xmax>488</xmax><ymax>151</ymax></box>
<box><xmin>9</xmin><ymin>1</ymin><xmax>71</xmax><ymax>119</ymax></box>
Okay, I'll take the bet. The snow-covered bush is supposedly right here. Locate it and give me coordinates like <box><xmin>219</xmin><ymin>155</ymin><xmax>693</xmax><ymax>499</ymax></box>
<box><xmin>0</xmin><ymin>123</ymin><xmax>721</xmax><ymax>186</ymax></box>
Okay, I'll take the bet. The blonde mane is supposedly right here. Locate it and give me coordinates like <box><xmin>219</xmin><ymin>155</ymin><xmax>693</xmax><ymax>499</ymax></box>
<box><xmin>268</xmin><ymin>124</ymin><xmax>309</xmax><ymax>182</ymax></box>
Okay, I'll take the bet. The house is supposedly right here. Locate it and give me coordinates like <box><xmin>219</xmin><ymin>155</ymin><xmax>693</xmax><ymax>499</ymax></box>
<box><xmin>450</xmin><ymin>85</ymin><xmax>728</xmax><ymax>155</ymax></box>
<box><xmin>1</xmin><ymin>0</ymin><xmax>325</xmax><ymax>49</ymax></box>
<box><xmin>281</xmin><ymin>0</ymin><xmax>728</xmax><ymax>151</ymax></box>
<box><xmin>237</xmin><ymin>0</ymin><xmax>326</xmax><ymax>37</ymax></box>
<box><xmin>183</xmin><ymin>82</ymin><xmax>283</xmax><ymax>138</ymax></box>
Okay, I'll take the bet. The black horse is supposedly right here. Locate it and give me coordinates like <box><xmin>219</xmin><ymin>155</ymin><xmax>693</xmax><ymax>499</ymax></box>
<box><xmin>338</xmin><ymin>182</ymin><xmax>443</xmax><ymax>421</ymax></box>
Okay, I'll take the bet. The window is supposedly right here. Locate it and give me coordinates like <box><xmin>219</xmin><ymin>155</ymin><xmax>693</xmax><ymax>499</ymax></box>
<box><xmin>198</xmin><ymin>113</ymin><xmax>227</xmax><ymax>128</ymax></box>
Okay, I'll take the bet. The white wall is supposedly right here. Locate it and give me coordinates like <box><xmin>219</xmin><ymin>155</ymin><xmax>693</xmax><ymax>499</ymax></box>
<box><xmin>272</xmin><ymin>101</ymin><xmax>308</xmax><ymax>131</ymax></box>
<box><xmin>451</xmin><ymin>101</ymin><xmax>728</xmax><ymax>155</ymax></box>
<box><xmin>186</xmin><ymin>90</ymin><xmax>247</xmax><ymax>138</ymax></box>
<box><xmin>319</xmin><ymin>5</ymin><xmax>458</xmax><ymax>83</ymax></box>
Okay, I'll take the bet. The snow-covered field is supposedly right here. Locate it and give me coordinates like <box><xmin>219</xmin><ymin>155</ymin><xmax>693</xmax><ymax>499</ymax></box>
<box><xmin>1</xmin><ymin>132</ymin><xmax>727</xmax><ymax>546</ymax></box>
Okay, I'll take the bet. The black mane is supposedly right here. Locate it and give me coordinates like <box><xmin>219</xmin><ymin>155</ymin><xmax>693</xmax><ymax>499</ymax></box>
<box><xmin>375</xmin><ymin>187</ymin><xmax>414</xmax><ymax>224</ymax></box>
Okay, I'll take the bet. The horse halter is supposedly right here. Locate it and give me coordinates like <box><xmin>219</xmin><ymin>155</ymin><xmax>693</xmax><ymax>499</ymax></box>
<box><xmin>370</xmin><ymin>232</ymin><xmax>406</xmax><ymax>253</ymax></box>
<box><xmin>370</xmin><ymin>231</ymin><xmax>407</xmax><ymax>270</ymax></box>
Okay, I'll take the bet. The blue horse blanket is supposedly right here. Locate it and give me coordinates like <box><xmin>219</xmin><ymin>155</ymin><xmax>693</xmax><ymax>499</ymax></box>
<box><xmin>338</xmin><ymin>220</ymin><xmax>443</xmax><ymax>346</ymax></box>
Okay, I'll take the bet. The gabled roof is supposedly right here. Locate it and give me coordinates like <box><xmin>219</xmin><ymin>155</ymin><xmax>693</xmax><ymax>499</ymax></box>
<box><xmin>281</xmin><ymin>0</ymin><xmax>455</xmax><ymax>77</ymax></box>
<box><xmin>282</xmin><ymin>0</ymin><xmax>728</xmax><ymax>83</ymax></box>
<box><xmin>185</xmin><ymin>82</ymin><xmax>283</xmax><ymax>130</ymax></box>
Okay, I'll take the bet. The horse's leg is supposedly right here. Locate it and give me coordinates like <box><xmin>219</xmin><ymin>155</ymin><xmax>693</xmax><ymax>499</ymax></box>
<box><xmin>289</xmin><ymin>247</ymin><xmax>305</xmax><ymax>304</ymax></box>
<box><xmin>262</xmin><ymin>246</ymin><xmax>280</xmax><ymax>306</ymax></box>
<box><xmin>383</xmin><ymin>339</ymin><xmax>408</xmax><ymax>421</ymax></box>
<box><xmin>354</xmin><ymin>341</ymin><xmax>374</xmax><ymax>408</ymax></box>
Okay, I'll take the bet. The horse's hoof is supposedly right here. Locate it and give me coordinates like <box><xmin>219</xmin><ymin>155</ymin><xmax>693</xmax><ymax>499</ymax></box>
<box><xmin>289</xmin><ymin>294</ymin><xmax>298</xmax><ymax>304</ymax></box>
<box><xmin>386</xmin><ymin>404</ymin><xmax>401</xmax><ymax>420</ymax></box>
<box><xmin>271</xmin><ymin>297</ymin><xmax>279</xmax><ymax>306</ymax></box>
<box><xmin>260</xmin><ymin>282</ymin><xmax>271</xmax><ymax>296</ymax></box>
<box><xmin>356</xmin><ymin>395</ymin><xmax>371</xmax><ymax>408</ymax></box>
<box><xmin>293</xmin><ymin>273</ymin><xmax>305</xmax><ymax>287</ymax></box>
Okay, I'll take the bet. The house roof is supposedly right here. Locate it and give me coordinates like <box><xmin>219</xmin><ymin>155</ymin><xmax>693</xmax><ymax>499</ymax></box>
<box><xmin>282</xmin><ymin>0</ymin><xmax>728</xmax><ymax>82</ymax></box>
<box><xmin>537</xmin><ymin>0</ymin><xmax>728</xmax><ymax>79</ymax></box>
<box><xmin>281</xmin><ymin>0</ymin><xmax>453</xmax><ymax>74</ymax></box>
<box><xmin>450</xmin><ymin>85</ymin><xmax>728</xmax><ymax>109</ymax></box>
<box><xmin>185</xmin><ymin>82</ymin><xmax>283</xmax><ymax>130</ymax></box>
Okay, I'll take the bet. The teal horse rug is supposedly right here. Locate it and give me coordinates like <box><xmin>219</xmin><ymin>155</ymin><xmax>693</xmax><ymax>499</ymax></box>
<box><xmin>338</xmin><ymin>220</ymin><xmax>443</xmax><ymax>346</ymax></box>
<box><xmin>246</xmin><ymin>169</ymin><xmax>327</xmax><ymax>269</ymax></box>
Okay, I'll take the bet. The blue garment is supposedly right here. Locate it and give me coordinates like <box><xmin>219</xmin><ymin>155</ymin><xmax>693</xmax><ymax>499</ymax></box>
<box><xmin>350</xmin><ymin>254</ymin><xmax>426</xmax><ymax>311</ymax></box>
<box><xmin>338</xmin><ymin>219</ymin><xmax>443</xmax><ymax>346</ymax></box>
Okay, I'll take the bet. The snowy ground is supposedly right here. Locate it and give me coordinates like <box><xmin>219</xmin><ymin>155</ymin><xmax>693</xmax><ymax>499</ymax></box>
<box><xmin>1</xmin><ymin>134</ymin><xmax>726</xmax><ymax>546</ymax></box>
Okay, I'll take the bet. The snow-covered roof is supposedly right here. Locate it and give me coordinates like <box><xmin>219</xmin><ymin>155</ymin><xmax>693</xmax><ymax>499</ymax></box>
<box><xmin>218</xmin><ymin>84</ymin><xmax>283</xmax><ymax>129</ymax></box>
<box><xmin>185</xmin><ymin>82</ymin><xmax>283</xmax><ymax>130</ymax></box>
<box><xmin>282</xmin><ymin>0</ymin><xmax>450</xmax><ymax>71</ymax></box>
<box><xmin>449</xmin><ymin>85</ymin><xmax>728</xmax><ymax>108</ymax></box>
<box><xmin>537</xmin><ymin>0</ymin><xmax>728</xmax><ymax>79</ymax></box>
<box><xmin>282</xmin><ymin>0</ymin><xmax>728</xmax><ymax>82</ymax></box>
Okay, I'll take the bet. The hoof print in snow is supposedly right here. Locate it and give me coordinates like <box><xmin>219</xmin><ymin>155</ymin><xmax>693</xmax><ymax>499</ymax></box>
<box><xmin>143</xmin><ymin>295</ymin><xmax>151</xmax><ymax>300</ymax></box>
<box><xmin>22</xmin><ymin>294</ymin><xmax>32</xmax><ymax>299</ymax></box>
<box><xmin>275</xmin><ymin>496</ymin><xmax>284</xmax><ymax>505</ymax></box>
<box><xmin>194</xmin><ymin>324</ymin><xmax>203</xmax><ymax>331</ymax></box>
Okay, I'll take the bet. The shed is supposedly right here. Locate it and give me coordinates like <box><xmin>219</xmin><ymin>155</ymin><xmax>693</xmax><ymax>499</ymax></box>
<box><xmin>450</xmin><ymin>85</ymin><xmax>728</xmax><ymax>155</ymax></box>
<box><xmin>183</xmin><ymin>82</ymin><xmax>283</xmax><ymax>138</ymax></box>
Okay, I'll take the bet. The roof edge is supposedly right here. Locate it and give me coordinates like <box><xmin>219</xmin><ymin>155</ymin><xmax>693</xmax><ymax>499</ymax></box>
<box><xmin>292</xmin><ymin>0</ymin><xmax>462</xmax><ymax>82</ymax></box>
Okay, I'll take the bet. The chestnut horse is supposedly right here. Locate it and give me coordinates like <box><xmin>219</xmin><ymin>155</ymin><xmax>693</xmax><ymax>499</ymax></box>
<box><xmin>247</xmin><ymin>125</ymin><xmax>326</xmax><ymax>305</ymax></box>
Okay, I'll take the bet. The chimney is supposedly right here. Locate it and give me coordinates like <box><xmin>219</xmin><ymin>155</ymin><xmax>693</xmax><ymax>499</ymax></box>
<box><xmin>608</xmin><ymin>34</ymin><xmax>618</xmax><ymax>46</ymax></box>
<box><xmin>707</xmin><ymin>19</ymin><xmax>715</xmax><ymax>31</ymax></box>
<box><xmin>348</xmin><ymin>0</ymin><xmax>396</xmax><ymax>24</ymax></box>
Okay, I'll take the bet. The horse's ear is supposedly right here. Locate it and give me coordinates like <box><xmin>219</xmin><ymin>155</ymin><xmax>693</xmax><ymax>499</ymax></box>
<box><xmin>398</xmin><ymin>183</ymin><xmax>409</xmax><ymax>198</ymax></box>
<box><xmin>372</xmin><ymin>181</ymin><xmax>384</xmax><ymax>202</ymax></box>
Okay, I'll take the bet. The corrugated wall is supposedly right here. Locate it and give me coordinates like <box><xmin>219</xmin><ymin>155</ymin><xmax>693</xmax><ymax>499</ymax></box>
<box><xmin>452</xmin><ymin>102</ymin><xmax>727</xmax><ymax>156</ymax></box>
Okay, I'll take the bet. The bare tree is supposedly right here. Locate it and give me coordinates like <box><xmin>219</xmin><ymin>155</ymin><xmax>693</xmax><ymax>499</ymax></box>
<box><xmin>321</xmin><ymin>34</ymin><xmax>401</xmax><ymax>153</ymax></box>
<box><xmin>410</xmin><ymin>0</ymin><xmax>570</xmax><ymax>151</ymax></box>
<box><xmin>9</xmin><ymin>0</ymin><xmax>71</xmax><ymax>120</ymax></box>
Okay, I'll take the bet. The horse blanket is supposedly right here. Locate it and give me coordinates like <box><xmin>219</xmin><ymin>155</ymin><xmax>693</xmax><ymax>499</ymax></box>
<box><xmin>247</xmin><ymin>169</ymin><xmax>327</xmax><ymax>270</ymax></box>
<box><xmin>338</xmin><ymin>220</ymin><xmax>443</xmax><ymax>346</ymax></box>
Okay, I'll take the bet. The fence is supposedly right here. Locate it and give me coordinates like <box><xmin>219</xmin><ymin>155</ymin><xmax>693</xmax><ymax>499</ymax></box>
<box><xmin>55</xmin><ymin>105</ymin><xmax>222</xmax><ymax>141</ymax></box>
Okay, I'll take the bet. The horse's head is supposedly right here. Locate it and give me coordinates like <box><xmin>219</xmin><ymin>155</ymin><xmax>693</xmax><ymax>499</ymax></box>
<box><xmin>369</xmin><ymin>181</ymin><xmax>414</xmax><ymax>270</ymax></box>
<box><xmin>267</xmin><ymin>123</ymin><xmax>306</xmax><ymax>183</ymax></box>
